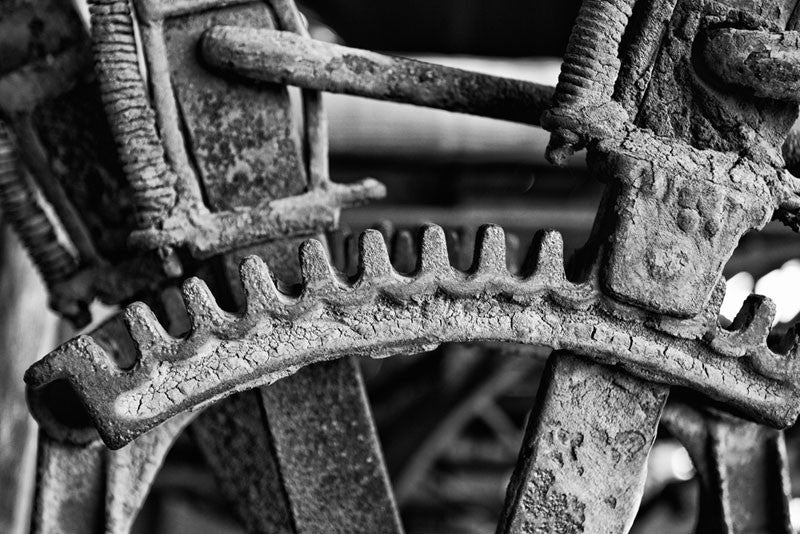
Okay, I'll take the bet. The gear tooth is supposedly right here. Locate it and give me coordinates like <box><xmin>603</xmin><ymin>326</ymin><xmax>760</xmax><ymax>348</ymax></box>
<box><xmin>392</xmin><ymin>230</ymin><xmax>416</xmax><ymax>274</ymax></box>
<box><xmin>525</xmin><ymin>230</ymin><xmax>567</xmax><ymax>282</ymax></box>
<box><xmin>299</xmin><ymin>239</ymin><xmax>337</xmax><ymax>290</ymax></box>
<box><xmin>358</xmin><ymin>230</ymin><xmax>392</xmax><ymax>281</ymax></box>
<box><xmin>181</xmin><ymin>277</ymin><xmax>224</xmax><ymax>331</ymax></box>
<box><xmin>326</xmin><ymin>227</ymin><xmax>349</xmax><ymax>273</ymax></box>
<box><xmin>417</xmin><ymin>224</ymin><xmax>450</xmax><ymax>273</ymax></box>
<box><xmin>239</xmin><ymin>255</ymin><xmax>281</xmax><ymax>315</ymax></box>
<box><xmin>472</xmin><ymin>224</ymin><xmax>507</xmax><ymax>274</ymax></box>
<box><xmin>731</xmin><ymin>294</ymin><xmax>776</xmax><ymax>345</ymax></box>
<box><xmin>123</xmin><ymin>302</ymin><xmax>171</xmax><ymax>356</ymax></box>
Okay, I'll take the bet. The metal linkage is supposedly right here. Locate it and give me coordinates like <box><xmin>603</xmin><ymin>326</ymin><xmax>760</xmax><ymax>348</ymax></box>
<box><xmin>25</xmin><ymin>225</ymin><xmax>800</xmax><ymax>448</ymax></box>
<box><xmin>89</xmin><ymin>0</ymin><xmax>385</xmax><ymax>263</ymax></box>
<box><xmin>0</xmin><ymin>0</ymin><xmax>170</xmax><ymax>326</ymax></box>
<box><xmin>662</xmin><ymin>401</ymin><xmax>793</xmax><ymax>534</ymax></box>
<box><xmin>595</xmin><ymin>126</ymin><xmax>794</xmax><ymax>316</ymax></box>
<box><xmin>200</xmin><ymin>27</ymin><xmax>555</xmax><ymax>127</ymax></box>
<box><xmin>499</xmin><ymin>353</ymin><xmax>669</xmax><ymax>534</ymax></box>
<box><xmin>513</xmin><ymin>3</ymin><xmax>800</xmax><ymax>533</ymax></box>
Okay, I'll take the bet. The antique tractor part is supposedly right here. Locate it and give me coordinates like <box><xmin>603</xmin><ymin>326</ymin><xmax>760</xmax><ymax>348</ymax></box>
<box><xmin>0</xmin><ymin>0</ymin><xmax>168</xmax><ymax>326</ymax></box>
<box><xmin>91</xmin><ymin>0</ymin><xmax>384</xmax><ymax>263</ymax></box>
<box><xmin>198</xmin><ymin>1</ymin><xmax>800</xmax><ymax>319</ymax></box>
<box><xmin>1</xmin><ymin>0</ymin><xmax>400</xmax><ymax>531</ymax></box>
<box><xmin>199</xmin><ymin>27</ymin><xmax>555</xmax><ymax>127</ymax></box>
<box><xmin>17</xmin><ymin>0</ymin><xmax>800</xmax><ymax>532</ymax></box>
<box><xmin>24</xmin><ymin>224</ymin><xmax>800</xmax><ymax>530</ymax></box>
<box><xmin>25</xmin><ymin>224</ymin><xmax>800</xmax><ymax>442</ymax></box>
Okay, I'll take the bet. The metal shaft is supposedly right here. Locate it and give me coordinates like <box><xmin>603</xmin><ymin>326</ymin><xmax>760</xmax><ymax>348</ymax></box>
<box><xmin>201</xmin><ymin>27</ymin><xmax>554</xmax><ymax>126</ymax></box>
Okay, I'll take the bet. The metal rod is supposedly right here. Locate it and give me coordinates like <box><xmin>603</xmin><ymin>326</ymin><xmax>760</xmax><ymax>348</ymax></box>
<box><xmin>201</xmin><ymin>27</ymin><xmax>554</xmax><ymax>126</ymax></box>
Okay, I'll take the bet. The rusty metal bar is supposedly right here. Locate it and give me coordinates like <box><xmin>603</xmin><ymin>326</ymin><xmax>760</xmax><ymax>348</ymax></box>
<box><xmin>701</xmin><ymin>28</ymin><xmax>800</xmax><ymax>102</ymax></box>
<box><xmin>499</xmin><ymin>353</ymin><xmax>668</xmax><ymax>534</ymax></box>
<box><xmin>0</xmin><ymin>227</ymin><xmax>60</xmax><ymax>534</ymax></box>
<box><xmin>200</xmin><ymin>27</ymin><xmax>554</xmax><ymax>126</ymax></box>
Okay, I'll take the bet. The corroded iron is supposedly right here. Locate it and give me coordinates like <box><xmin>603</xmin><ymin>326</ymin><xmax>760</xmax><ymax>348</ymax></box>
<box><xmin>26</xmin><ymin>225</ymin><xmax>800</xmax><ymax>447</ymax></box>
<box><xmin>662</xmin><ymin>401</ymin><xmax>793</xmax><ymax>534</ymax></box>
<box><xmin>110</xmin><ymin>0</ymin><xmax>402</xmax><ymax>531</ymax></box>
<box><xmin>499</xmin><ymin>353</ymin><xmax>669</xmax><ymax>534</ymax></box>
<box><xmin>200</xmin><ymin>27</ymin><xmax>555</xmax><ymax>126</ymax></box>
<box><xmin>543</xmin><ymin>0</ymin><xmax>800</xmax><ymax>318</ymax></box>
<box><xmin>0</xmin><ymin>0</ymin><xmax>168</xmax><ymax>326</ymax></box>
<box><xmin>90</xmin><ymin>0</ymin><xmax>385</xmax><ymax>264</ymax></box>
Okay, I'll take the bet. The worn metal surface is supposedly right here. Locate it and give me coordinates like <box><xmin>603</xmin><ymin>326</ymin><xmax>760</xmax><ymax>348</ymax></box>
<box><xmin>26</xmin><ymin>225</ymin><xmax>800</xmax><ymax>446</ymax></box>
<box><xmin>90</xmin><ymin>0</ymin><xmax>386</xmax><ymax>264</ymax></box>
<box><xmin>543</xmin><ymin>0</ymin><xmax>800</xmax><ymax>318</ymax></box>
<box><xmin>201</xmin><ymin>27</ymin><xmax>555</xmax><ymax>126</ymax></box>
<box><xmin>0</xmin><ymin>0</ymin><xmax>169</xmax><ymax>325</ymax></box>
<box><xmin>499</xmin><ymin>353</ymin><xmax>668</xmax><ymax>534</ymax></box>
<box><xmin>30</xmin><ymin>414</ymin><xmax>194</xmax><ymax>534</ymax></box>
<box><xmin>17</xmin><ymin>0</ymin><xmax>800</xmax><ymax>531</ymax></box>
<box><xmin>121</xmin><ymin>0</ymin><xmax>403</xmax><ymax>531</ymax></box>
<box><xmin>259</xmin><ymin>357</ymin><xmax>403</xmax><ymax>533</ymax></box>
<box><xmin>663</xmin><ymin>401</ymin><xmax>793</xmax><ymax>534</ymax></box>
<box><xmin>701</xmin><ymin>28</ymin><xmax>800</xmax><ymax>101</ymax></box>
<box><xmin>28</xmin><ymin>291</ymin><xmax>197</xmax><ymax>534</ymax></box>
<box><xmin>0</xmin><ymin>228</ymin><xmax>59</xmax><ymax>534</ymax></box>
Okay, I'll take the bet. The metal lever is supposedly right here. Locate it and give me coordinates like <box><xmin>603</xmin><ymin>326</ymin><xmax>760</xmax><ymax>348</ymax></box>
<box><xmin>200</xmin><ymin>27</ymin><xmax>555</xmax><ymax>127</ymax></box>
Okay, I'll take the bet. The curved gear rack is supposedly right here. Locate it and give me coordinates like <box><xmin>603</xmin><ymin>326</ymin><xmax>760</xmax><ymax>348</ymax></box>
<box><xmin>10</xmin><ymin>0</ymin><xmax>800</xmax><ymax>532</ymax></box>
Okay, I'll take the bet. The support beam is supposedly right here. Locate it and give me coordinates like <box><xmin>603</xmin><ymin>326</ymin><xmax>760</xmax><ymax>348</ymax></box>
<box><xmin>499</xmin><ymin>353</ymin><xmax>668</xmax><ymax>534</ymax></box>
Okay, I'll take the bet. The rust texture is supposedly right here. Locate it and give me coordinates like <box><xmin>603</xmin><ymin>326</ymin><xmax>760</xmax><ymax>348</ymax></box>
<box><xmin>16</xmin><ymin>0</ymin><xmax>800</xmax><ymax>531</ymax></box>
<box><xmin>543</xmin><ymin>0</ymin><xmax>800</xmax><ymax>317</ymax></box>
<box><xmin>0</xmin><ymin>0</ymin><xmax>170</xmax><ymax>326</ymax></box>
<box><xmin>89</xmin><ymin>0</ymin><xmax>387</xmax><ymax>264</ymax></box>
<box><xmin>200</xmin><ymin>27</ymin><xmax>555</xmax><ymax>126</ymax></box>
<box><xmin>90</xmin><ymin>0</ymin><xmax>179</xmax><ymax>228</ymax></box>
<box><xmin>499</xmin><ymin>354</ymin><xmax>668</xmax><ymax>534</ymax></box>
<box><xmin>26</xmin><ymin>225</ymin><xmax>800</xmax><ymax>448</ymax></box>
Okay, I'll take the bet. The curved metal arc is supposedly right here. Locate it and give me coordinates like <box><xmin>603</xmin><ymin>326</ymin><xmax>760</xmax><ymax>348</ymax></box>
<box><xmin>25</xmin><ymin>225</ymin><xmax>800</xmax><ymax>449</ymax></box>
